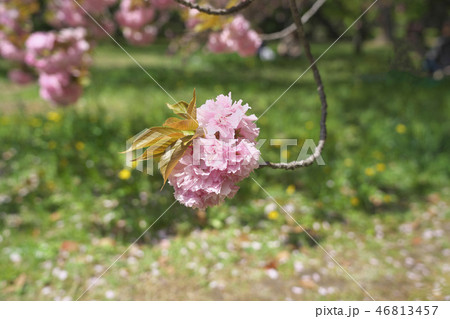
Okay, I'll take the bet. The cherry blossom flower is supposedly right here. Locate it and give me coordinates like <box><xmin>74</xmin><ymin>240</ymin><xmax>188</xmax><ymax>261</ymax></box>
<box><xmin>197</xmin><ymin>93</ymin><xmax>249</xmax><ymax>139</ymax></box>
<box><xmin>168</xmin><ymin>93</ymin><xmax>260</xmax><ymax>209</ymax></box>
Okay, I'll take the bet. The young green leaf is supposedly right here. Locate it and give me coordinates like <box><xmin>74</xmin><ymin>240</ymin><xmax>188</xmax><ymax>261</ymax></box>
<box><xmin>166</xmin><ymin>101</ymin><xmax>188</xmax><ymax>115</ymax></box>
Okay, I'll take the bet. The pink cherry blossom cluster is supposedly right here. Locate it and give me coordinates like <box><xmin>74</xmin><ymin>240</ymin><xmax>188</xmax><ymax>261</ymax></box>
<box><xmin>152</xmin><ymin>0</ymin><xmax>174</xmax><ymax>10</ymax></box>
<box><xmin>46</xmin><ymin>0</ymin><xmax>117</xmax><ymax>39</ymax></box>
<box><xmin>115</xmin><ymin>0</ymin><xmax>173</xmax><ymax>46</ymax></box>
<box><xmin>168</xmin><ymin>93</ymin><xmax>260</xmax><ymax>209</ymax></box>
<box><xmin>25</xmin><ymin>28</ymin><xmax>91</xmax><ymax>105</ymax></box>
<box><xmin>116</xmin><ymin>0</ymin><xmax>159</xmax><ymax>46</ymax></box>
<box><xmin>208</xmin><ymin>15</ymin><xmax>261</xmax><ymax>57</ymax></box>
<box><xmin>1</xmin><ymin>0</ymin><xmax>262</xmax><ymax>106</ymax></box>
<box><xmin>0</xmin><ymin>0</ymin><xmax>37</xmax><ymax>84</ymax></box>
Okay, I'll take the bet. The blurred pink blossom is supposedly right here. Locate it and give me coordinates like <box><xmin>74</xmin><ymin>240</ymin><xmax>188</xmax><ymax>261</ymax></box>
<box><xmin>115</xmin><ymin>0</ymin><xmax>155</xmax><ymax>29</ymax></box>
<box><xmin>152</xmin><ymin>0</ymin><xmax>174</xmax><ymax>10</ymax></box>
<box><xmin>0</xmin><ymin>38</ymin><xmax>25</xmax><ymax>61</ymax></box>
<box><xmin>47</xmin><ymin>0</ymin><xmax>117</xmax><ymax>38</ymax></box>
<box><xmin>47</xmin><ymin>0</ymin><xmax>85</xmax><ymax>27</ymax></box>
<box><xmin>25</xmin><ymin>28</ymin><xmax>90</xmax><ymax>105</ymax></box>
<box><xmin>207</xmin><ymin>32</ymin><xmax>231</xmax><ymax>54</ymax></box>
<box><xmin>82</xmin><ymin>0</ymin><xmax>117</xmax><ymax>15</ymax></box>
<box><xmin>116</xmin><ymin>0</ymin><xmax>159</xmax><ymax>46</ymax></box>
<box><xmin>8</xmin><ymin>69</ymin><xmax>34</xmax><ymax>85</ymax></box>
<box><xmin>25</xmin><ymin>28</ymin><xmax>89</xmax><ymax>74</ymax></box>
<box><xmin>122</xmin><ymin>25</ymin><xmax>157</xmax><ymax>46</ymax></box>
<box><xmin>207</xmin><ymin>15</ymin><xmax>261</xmax><ymax>57</ymax></box>
<box><xmin>39</xmin><ymin>72</ymin><xmax>83</xmax><ymax>105</ymax></box>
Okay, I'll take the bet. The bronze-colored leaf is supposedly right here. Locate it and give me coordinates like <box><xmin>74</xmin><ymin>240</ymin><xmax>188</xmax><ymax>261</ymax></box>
<box><xmin>163</xmin><ymin>117</ymin><xmax>182</xmax><ymax>127</ymax></box>
<box><xmin>122</xmin><ymin>127</ymin><xmax>182</xmax><ymax>153</ymax></box>
<box><xmin>187</xmin><ymin>88</ymin><xmax>196</xmax><ymax>120</ymax></box>
<box><xmin>166</xmin><ymin>101</ymin><xmax>188</xmax><ymax>115</ymax></box>
<box><xmin>164</xmin><ymin>119</ymin><xmax>198</xmax><ymax>131</ymax></box>
<box><xmin>133</xmin><ymin>134</ymin><xmax>181</xmax><ymax>161</ymax></box>
<box><xmin>159</xmin><ymin>136</ymin><xmax>193</xmax><ymax>187</ymax></box>
<box><xmin>176</xmin><ymin>112</ymin><xmax>190</xmax><ymax>119</ymax></box>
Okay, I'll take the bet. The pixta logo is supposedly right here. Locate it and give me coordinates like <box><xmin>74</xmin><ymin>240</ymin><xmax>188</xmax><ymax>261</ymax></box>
<box><xmin>124</xmin><ymin>133</ymin><xmax>325</xmax><ymax>175</ymax></box>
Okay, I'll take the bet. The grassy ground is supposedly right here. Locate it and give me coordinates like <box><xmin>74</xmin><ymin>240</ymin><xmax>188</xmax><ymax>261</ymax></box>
<box><xmin>0</xmin><ymin>41</ymin><xmax>449</xmax><ymax>300</ymax></box>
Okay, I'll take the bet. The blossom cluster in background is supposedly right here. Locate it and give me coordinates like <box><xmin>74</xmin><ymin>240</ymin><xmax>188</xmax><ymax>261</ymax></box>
<box><xmin>0</xmin><ymin>0</ymin><xmax>262</xmax><ymax>106</ymax></box>
<box><xmin>207</xmin><ymin>15</ymin><xmax>262</xmax><ymax>57</ymax></box>
<box><xmin>26</xmin><ymin>28</ymin><xmax>91</xmax><ymax>105</ymax></box>
<box><xmin>46</xmin><ymin>0</ymin><xmax>117</xmax><ymax>39</ymax></box>
<box><xmin>0</xmin><ymin>0</ymin><xmax>38</xmax><ymax>85</ymax></box>
<box><xmin>168</xmin><ymin>93</ymin><xmax>260</xmax><ymax>209</ymax></box>
<box><xmin>116</xmin><ymin>0</ymin><xmax>154</xmax><ymax>46</ymax></box>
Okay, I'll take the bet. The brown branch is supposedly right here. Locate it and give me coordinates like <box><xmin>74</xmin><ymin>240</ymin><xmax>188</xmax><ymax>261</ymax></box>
<box><xmin>260</xmin><ymin>0</ymin><xmax>326</xmax><ymax>41</ymax></box>
<box><xmin>174</xmin><ymin>0</ymin><xmax>255</xmax><ymax>15</ymax></box>
<box><xmin>259</xmin><ymin>0</ymin><xmax>328</xmax><ymax>170</ymax></box>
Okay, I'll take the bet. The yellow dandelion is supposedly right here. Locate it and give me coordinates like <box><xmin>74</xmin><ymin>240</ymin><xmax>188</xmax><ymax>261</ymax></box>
<box><xmin>344</xmin><ymin>158</ymin><xmax>353</xmax><ymax>167</ymax></box>
<box><xmin>47</xmin><ymin>111</ymin><xmax>62</xmax><ymax>122</ymax></box>
<box><xmin>118</xmin><ymin>168</ymin><xmax>131</xmax><ymax>180</ymax></box>
<box><xmin>350</xmin><ymin>197</ymin><xmax>360</xmax><ymax>206</ymax></box>
<box><xmin>383</xmin><ymin>194</ymin><xmax>392</xmax><ymax>203</ymax></box>
<box><xmin>396</xmin><ymin>123</ymin><xmax>406</xmax><ymax>134</ymax></box>
<box><xmin>268</xmin><ymin>210</ymin><xmax>279</xmax><ymax>220</ymax></box>
<box><xmin>286</xmin><ymin>184</ymin><xmax>295</xmax><ymax>195</ymax></box>
<box><xmin>75</xmin><ymin>141</ymin><xmax>85</xmax><ymax>151</ymax></box>
<box><xmin>305</xmin><ymin>121</ymin><xmax>314</xmax><ymax>130</ymax></box>
<box><xmin>376</xmin><ymin>163</ymin><xmax>386</xmax><ymax>172</ymax></box>
<box><xmin>365</xmin><ymin>167</ymin><xmax>375</xmax><ymax>176</ymax></box>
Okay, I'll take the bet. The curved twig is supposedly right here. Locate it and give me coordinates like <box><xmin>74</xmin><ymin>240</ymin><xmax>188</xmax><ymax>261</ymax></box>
<box><xmin>260</xmin><ymin>0</ymin><xmax>326</xmax><ymax>41</ymax></box>
<box><xmin>174</xmin><ymin>0</ymin><xmax>255</xmax><ymax>15</ymax></box>
<box><xmin>259</xmin><ymin>0</ymin><xmax>328</xmax><ymax>170</ymax></box>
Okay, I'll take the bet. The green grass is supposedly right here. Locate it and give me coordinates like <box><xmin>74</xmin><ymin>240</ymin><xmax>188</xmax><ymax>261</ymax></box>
<box><xmin>0</xmin><ymin>41</ymin><xmax>449</xmax><ymax>300</ymax></box>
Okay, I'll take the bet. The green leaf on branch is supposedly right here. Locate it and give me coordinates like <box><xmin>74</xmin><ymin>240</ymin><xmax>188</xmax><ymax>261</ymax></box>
<box><xmin>166</xmin><ymin>101</ymin><xmax>188</xmax><ymax>115</ymax></box>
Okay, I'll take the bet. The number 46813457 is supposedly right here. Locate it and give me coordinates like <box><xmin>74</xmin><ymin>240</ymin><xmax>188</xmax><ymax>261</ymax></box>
<box><xmin>375</xmin><ymin>306</ymin><xmax>438</xmax><ymax>316</ymax></box>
